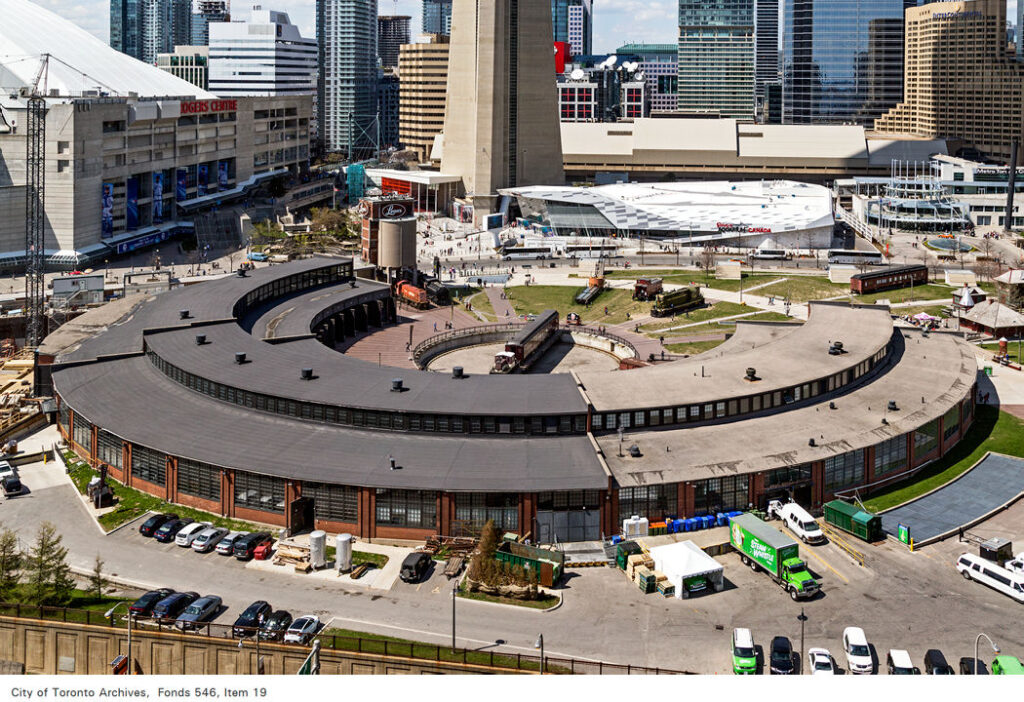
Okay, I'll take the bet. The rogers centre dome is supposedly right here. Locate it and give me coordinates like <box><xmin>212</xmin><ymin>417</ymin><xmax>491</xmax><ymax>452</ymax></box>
<box><xmin>42</xmin><ymin>257</ymin><xmax>977</xmax><ymax>542</ymax></box>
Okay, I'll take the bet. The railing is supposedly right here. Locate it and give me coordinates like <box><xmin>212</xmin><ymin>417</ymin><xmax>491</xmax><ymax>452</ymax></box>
<box><xmin>412</xmin><ymin>323</ymin><xmax>639</xmax><ymax>365</ymax></box>
<box><xmin>818</xmin><ymin>522</ymin><xmax>866</xmax><ymax>567</ymax></box>
<box><xmin>0</xmin><ymin>601</ymin><xmax>691</xmax><ymax>675</ymax></box>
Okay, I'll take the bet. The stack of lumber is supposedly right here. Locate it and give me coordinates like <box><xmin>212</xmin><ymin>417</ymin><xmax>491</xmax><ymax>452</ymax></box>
<box><xmin>273</xmin><ymin>540</ymin><xmax>312</xmax><ymax>573</ymax></box>
<box><xmin>444</xmin><ymin>555</ymin><xmax>465</xmax><ymax>578</ymax></box>
<box><xmin>634</xmin><ymin>566</ymin><xmax>657</xmax><ymax>594</ymax></box>
<box><xmin>423</xmin><ymin>535</ymin><xmax>477</xmax><ymax>557</ymax></box>
<box><xmin>625</xmin><ymin>553</ymin><xmax>654</xmax><ymax>580</ymax></box>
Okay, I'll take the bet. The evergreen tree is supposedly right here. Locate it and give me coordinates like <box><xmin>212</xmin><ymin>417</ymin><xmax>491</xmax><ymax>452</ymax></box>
<box><xmin>0</xmin><ymin>528</ymin><xmax>20</xmax><ymax>599</ymax></box>
<box><xmin>26</xmin><ymin>522</ymin><xmax>74</xmax><ymax>606</ymax></box>
<box><xmin>88</xmin><ymin>555</ymin><xmax>109</xmax><ymax>602</ymax></box>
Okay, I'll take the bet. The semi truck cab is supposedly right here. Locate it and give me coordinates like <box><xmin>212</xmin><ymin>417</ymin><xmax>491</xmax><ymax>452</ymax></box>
<box><xmin>781</xmin><ymin>557</ymin><xmax>818</xmax><ymax>597</ymax></box>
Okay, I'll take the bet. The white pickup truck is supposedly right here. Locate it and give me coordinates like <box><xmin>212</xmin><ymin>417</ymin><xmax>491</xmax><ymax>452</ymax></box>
<box><xmin>768</xmin><ymin>500</ymin><xmax>826</xmax><ymax>544</ymax></box>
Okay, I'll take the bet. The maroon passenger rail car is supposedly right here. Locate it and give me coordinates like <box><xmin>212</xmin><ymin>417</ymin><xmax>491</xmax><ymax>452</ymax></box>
<box><xmin>850</xmin><ymin>265</ymin><xmax>928</xmax><ymax>295</ymax></box>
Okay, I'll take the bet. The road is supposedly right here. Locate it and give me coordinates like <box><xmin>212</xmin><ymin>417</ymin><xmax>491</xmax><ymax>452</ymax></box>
<box><xmin>7</xmin><ymin>427</ymin><xmax>1024</xmax><ymax>674</ymax></box>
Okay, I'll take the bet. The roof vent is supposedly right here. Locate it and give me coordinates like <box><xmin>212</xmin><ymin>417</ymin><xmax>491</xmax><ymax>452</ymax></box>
<box><xmin>179</xmin><ymin>309</ymin><xmax>190</xmax><ymax>320</ymax></box>
<box><xmin>234</xmin><ymin>352</ymin><xmax>247</xmax><ymax>364</ymax></box>
<box><xmin>452</xmin><ymin>366</ymin><xmax>465</xmax><ymax>379</ymax></box>
<box><xmin>808</xmin><ymin>438</ymin><xmax>816</xmax><ymax>447</ymax></box>
<box><xmin>744</xmin><ymin>367</ymin><xmax>757</xmax><ymax>381</ymax></box>
<box><xmin>301</xmin><ymin>368</ymin><xmax>314</xmax><ymax>381</ymax></box>
<box><xmin>350</xmin><ymin>280</ymin><xmax>357</xmax><ymax>288</ymax></box>
<box><xmin>237</xmin><ymin>268</ymin><xmax>247</xmax><ymax>278</ymax></box>
<box><xmin>828</xmin><ymin>340</ymin><xmax>844</xmax><ymax>355</ymax></box>
<box><xmin>881</xmin><ymin>417</ymin><xmax>889</xmax><ymax>425</ymax></box>
<box><xmin>195</xmin><ymin>334</ymin><xmax>207</xmax><ymax>345</ymax></box>
<box><xmin>628</xmin><ymin>444</ymin><xmax>642</xmax><ymax>458</ymax></box>
<box><xmin>887</xmin><ymin>400</ymin><xmax>898</xmax><ymax>411</ymax></box>
<box><xmin>391</xmin><ymin>378</ymin><xmax>404</xmax><ymax>392</ymax></box>
<box><xmin>829</xmin><ymin>401</ymin><xmax>836</xmax><ymax>410</ymax></box>
<box><xmin>388</xmin><ymin>455</ymin><xmax>397</xmax><ymax>470</ymax></box>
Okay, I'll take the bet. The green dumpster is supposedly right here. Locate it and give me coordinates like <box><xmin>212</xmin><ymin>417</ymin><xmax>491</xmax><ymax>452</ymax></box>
<box><xmin>823</xmin><ymin>500</ymin><xmax>883</xmax><ymax>542</ymax></box>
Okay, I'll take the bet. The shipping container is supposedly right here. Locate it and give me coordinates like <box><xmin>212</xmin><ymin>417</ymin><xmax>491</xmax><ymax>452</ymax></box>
<box><xmin>822</xmin><ymin>500</ymin><xmax>883</xmax><ymax>542</ymax></box>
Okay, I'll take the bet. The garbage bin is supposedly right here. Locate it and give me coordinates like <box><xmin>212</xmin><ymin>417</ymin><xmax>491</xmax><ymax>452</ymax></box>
<box><xmin>984</xmin><ymin>366</ymin><xmax>993</xmax><ymax>376</ymax></box>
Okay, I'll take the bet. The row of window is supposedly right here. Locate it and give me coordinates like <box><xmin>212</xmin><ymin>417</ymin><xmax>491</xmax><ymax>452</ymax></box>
<box><xmin>591</xmin><ymin>346</ymin><xmax>888</xmax><ymax>433</ymax></box>
<box><xmin>375</xmin><ymin>489</ymin><xmax>437</xmax><ymax>529</ymax></box>
<box><xmin>233</xmin><ymin>263</ymin><xmax>353</xmax><ymax>318</ymax></box>
<box><xmin>149</xmin><ymin>350</ymin><xmax>588</xmax><ymax>436</ymax></box>
<box><xmin>454</xmin><ymin>493</ymin><xmax>519</xmax><ymax>533</ymax></box>
<box><xmin>619</xmin><ymin>484</ymin><xmax>677</xmax><ymax>522</ymax></box>
<box><xmin>874</xmin><ymin>435</ymin><xmax>908</xmax><ymax>478</ymax></box>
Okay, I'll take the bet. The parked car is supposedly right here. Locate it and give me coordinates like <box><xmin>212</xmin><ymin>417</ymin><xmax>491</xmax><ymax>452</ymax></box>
<box><xmin>842</xmin><ymin>626</ymin><xmax>874</xmax><ymax>674</ymax></box>
<box><xmin>0</xmin><ymin>461</ymin><xmax>16</xmax><ymax>481</ymax></box>
<box><xmin>234</xmin><ymin>532</ymin><xmax>272</xmax><ymax>560</ymax></box>
<box><xmin>767</xmin><ymin>500</ymin><xmax>826</xmax><ymax>544</ymax></box>
<box><xmin>152</xmin><ymin>591</ymin><xmax>199</xmax><ymax>620</ymax></box>
<box><xmin>956</xmin><ymin>553</ymin><xmax>1024</xmax><ymax>603</ymax></box>
<box><xmin>924</xmin><ymin>649</ymin><xmax>955</xmax><ymax>675</ymax></box>
<box><xmin>216</xmin><ymin>531</ymin><xmax>247</xmax><ymax>556</ymax></box>
<box><xmin>191</xmin><ymin>526</ymin><xmax>229</xmax><ymax>553</ymax></box>
<box><xmin>258</xmin><ymin>610</ymin><xmax>293</xmax><ymax>642</ymax></box>
<box><xmin>731</xmin><ymin>628</ymin><xmax>756</xmax><ymax>674</ymax></box>
<box><xmin>139</xmin><ymin>513</ymin><xmax>178</xmax><ymax>537</ymax></box>
<box><xmin>175</xmin><ymin>595</ymin><xmax>222</xmax><ymax>631</ymax></box>
<box><xmin>886</xmin><ymin>649</ymin><xmax>919</xmax><ymax>675</ymax></box>
<box><xmin>2</xmin><ymin>475</ymin><xmax>22</xmax><ymax>497</ymax></box>
<box><xmin>154</xmin><ymin>518</ymin><xmax>194</xmax><ymax>543</ymax></box>
<box><xmin>399</xmin><ymin>552</ymin><xmax>432</xmax><ymax>583</ymax></box>
<box><xmin>232</xmin><ymin>600</ymin><xmax>272</xmax><ymax>638</ymax></box>
<box><xmin>959</xmin><ymin>657</ymin><xmax>989</xmax><ymax>675</ymax></box>
<box><xmin>128</xmin><ymin>588</ymin><xmax>175</xmax><ymax>617</ymax></box>
<box><xmin>807</xmin><ymin>648</ymin><xmax>835</xmax><ymax>675</ymax></box>
<box><xmin>991</xmin><ymin>656</ymin><xmax>1024</xmax><ymax>675</ymax></box>
<box><xmin>769</xmin><ymin>636</ymin><xmax>794</xmax><ymax>675</ymax></box>
<box><xmin>284</xmin><ymin>615</ymin><xmax>320</xmax><ymax>644</ymax></box>
<box><xmin>175</xmin><ymin>521</ymin><xmax>211</xmax><ymax>547</ymax></box>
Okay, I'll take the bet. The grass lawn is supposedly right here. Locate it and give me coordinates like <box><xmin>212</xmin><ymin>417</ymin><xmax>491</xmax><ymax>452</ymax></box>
<box><xmin>751</xmin><ymin>276</ymin><xmax>849</xmax><ymax>302</ymax></box>
<box><xmin>863</xmin><ymin>407</ymin><xmax>1024</xmax><ymax>512</ymax></box>
<box><xmin>853</xmin><ymin>283</ymin><xmax>955</xmax><ymax>305</ymax></box>
<box><xmin>892</xmin><ymin>304</ymin><xmax>950</xmax><ymax>319</ymax></box>
<box><xmin>980</xmin><ymin>341</ymin><xmax>1024</xmax><ymax>363</ymax></box>
<box><xmin>639</xmin><ymin>301</ymin><xmax>752</xmax><ymax>332</ymax></box>
<box><xmin>664</xmin><ymin>339</ymin><xmax>728</xmax><ymax>355</ymax></box>
<box><xmin>504</xmin><ymin>286</ymin><xmax>652</xmax><ymax>325</ymax></box>
<box><xmin>456</xmin><ymin>584</ymin><xmax>560</xmax><ymax>610</ymax></box>
<box><xmin>64</xmin><ymin>452</ymin><xmax>258</xmax><ymax>533</ymax></box>
<box><xmin>324</xmin><ymin>545</ymin><xmax>389</xmax><ymax>570</ymax></box>
<box><xmin>463</xmin><ymin>289</ymin><xmax>497</xmax><ymax>321</ymax></box>
<box><xmin>656</xmin><ymin>312</ymin><xmax>798</xmax><ymax>340</ymax></box>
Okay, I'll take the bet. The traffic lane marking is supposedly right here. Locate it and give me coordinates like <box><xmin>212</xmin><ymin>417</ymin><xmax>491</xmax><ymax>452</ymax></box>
<box><xmin>804</xmin><ymin>548</ymin><xmax>849</xmax><ymax>584</ymax></box>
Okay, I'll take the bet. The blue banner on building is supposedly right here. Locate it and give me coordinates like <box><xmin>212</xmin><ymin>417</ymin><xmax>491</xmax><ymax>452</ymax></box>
<box><xmin>152</xmin><ymin>172</ymin><xmax>164</xmax><ymax>224</ymax></box>
<box><xmin>218</xmin><ymin>161</ymin><xmax>229</xmax><ymax>189</ymax></box>
<box><xmin>176</xmin><ymin>169</ymin><xmax>188</xmax><ymax>201</ymax></box>
<box><xmin>125</xmin><ymin>178</ymin><xmax>139</xmax><ymax>230</ymax></box>
<box><xmin>197</xmin><ymin>164</ymin><xmax>208</xmax><ymax>196</ymax></box>
<box><xmin>101</xmin><ymin>182</ymin><xmax>114</xmax><ymax>238</ymax></box>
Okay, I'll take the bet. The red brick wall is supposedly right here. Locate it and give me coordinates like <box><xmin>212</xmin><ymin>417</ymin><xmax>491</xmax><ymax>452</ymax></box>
<box><xmin>375</xmin><ymin>525</ymin><xmax>434</xmax><ymax>541</ymax></box>
<box><xmin>233</xmin><ymin>505</ymin><xmax>286</xmax><ymax>528</ymax></box>
<box><xmin>175</xmin><ymin>492</ymin><xmax>222</xmax><ymax>515</ymax></box>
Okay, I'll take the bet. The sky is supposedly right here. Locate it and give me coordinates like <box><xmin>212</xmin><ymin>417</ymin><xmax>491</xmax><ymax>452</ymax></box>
<box><xmin>29</xmin><ymin>0</ymin><xmax>1023</xmax><ymax>56</ymax></box>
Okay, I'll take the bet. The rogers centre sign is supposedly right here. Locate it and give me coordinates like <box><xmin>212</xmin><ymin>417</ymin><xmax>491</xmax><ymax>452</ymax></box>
<box><xmin>717</xmin><ymin>222</ymin><xmax>772</xmax><ymax>234</ymax></box>
<box><xmin>180</xmin><ymin>100</ymin><xmax>238</xmax><ymax>114</ymax></box>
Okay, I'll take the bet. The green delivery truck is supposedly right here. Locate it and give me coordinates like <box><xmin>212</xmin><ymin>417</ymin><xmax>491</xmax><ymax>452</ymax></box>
<box><xmin>729</xmin><ymin>514</ymin><xmax>820</xmax><ymax>600</ymax></box>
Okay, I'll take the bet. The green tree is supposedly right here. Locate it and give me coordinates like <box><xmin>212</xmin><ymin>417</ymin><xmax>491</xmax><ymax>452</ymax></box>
<box><xmin>88</xmin><ymin>555</ymin><xmax>109</xmax><ymax>602</ymax></box>
<box><xmin>0</xmin><ymin>528</ymin><xmax>21</xmax><ymax>599</ymax></box>
<box><xmin>26</xmin><ymin>522</ymin><xmax>74</xmax><ymax>606</ymax></box>
<box><xmin>469</xmin><ymin>519</ymin><xmax>501</xmax><ymax>585</ymax></box>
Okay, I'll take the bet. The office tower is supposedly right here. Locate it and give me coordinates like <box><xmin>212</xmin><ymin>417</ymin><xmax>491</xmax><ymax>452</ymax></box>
<box><xmin>442</xmin><ymin>0</ymin><xmax>564</xmax><ymax>217</ymax></box>
<box><xmin>157</xmin><ymin>45</ymin><xmax>210</xmax><ymax>89</ymax></box>
<box><xmin>422</xmin><ymin>0</ymin><xmax>452</xmax><ymax>35</ymax></box>
<box><xmin>754</xmin><ymin>0</ymin><xmax>779</xmax><ymax>118</ymax></box>
<box><xmin>616</xmin><ymin>43</ymin><xmax>677</xmax><ymax>111</ymax></box>
<box><xmin>557</xmin><ymin>63</ymin><xmax>649</xmax><ymax>122</ymax></box>
<box><xmin>398</xmin><ymin>34</ymin><xmax>450</xmax><ymax>160</ymax></box>
<box><xmin>111</xmin><ymin>0</ymin><xmax>192</xmax><ymax>63</ymax></box>
<box><xmin>377</xmin><ymin>71</ymin><xmax>400</xmax><ymax>148</ymax></box>
<box><xmin>317</xmin><ymin>0</ymin><xmax>378</xmax><ymax>156</ymax></box>
<box><xmin>555</xmin><ymin>0</ymin><xmax>592</xmax><ymax>56</ymax></box>
<box><xmin>1018</xmin><ymin>0</ymin><xmax>1023</xmax><ymax>60</ymax></box>
<box><xmin>209</xmin><ymin>8</ymin><xmax>317</xmax><ymax>96</ymax></box>
<box><xmin>378</xmin><ymin>15</ymin><xmax>411</xmax><ymax>68</ymax></box>
<box><xmin>677</xmin><ymin>0</ymin><xmax>755</xmax><ymax>119</ymax></box>
<box><xmin>192</xmin><ymin>0</ymin><xmax>230</xmax><ymax>45</ymax></box>
<box><xmin>876</xmin><ymin>0</ymin><xmax>1024</xmax><ymax>163</ymax></box>
<box><xmin>783</xmin><ymin>0</ymin><xmax>915</xmax><ymax>125</ymax></box>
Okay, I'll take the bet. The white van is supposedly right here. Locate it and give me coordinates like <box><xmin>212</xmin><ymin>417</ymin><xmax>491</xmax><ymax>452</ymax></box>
<box><xmin>956</xmin><ymin>553</ymin><xmax>1024</xmax><ymax>603</ymax></box>
<box><xmin>175</xmin><ymin>521</ymin><xmax>211</xmax><ymax>548</ymax></box>
<box><xmin>768</xmin><ymin>500</ymin><xmax>826</xmax><ymax>544</ymax></box>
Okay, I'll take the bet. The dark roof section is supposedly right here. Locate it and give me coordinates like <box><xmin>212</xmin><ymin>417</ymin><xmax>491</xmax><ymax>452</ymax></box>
<box><xmin>53</xmin><ymin>357</ymin><xmax>607</xmax><ymax>491</ymax></box>
<box><xmin>248</xmin><ymin>279</ymin><xmax>391</xmax><ymax>339</ymax></box>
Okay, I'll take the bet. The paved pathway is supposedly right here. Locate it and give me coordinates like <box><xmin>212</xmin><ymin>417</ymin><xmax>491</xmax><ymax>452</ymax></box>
<box><xmin>485</xmin><ymin>287</ymin><xmax>516</xmax><ymax>320</ymax></box>
<box><xmin>338</xmin><ymin>305</ymin><xmax>479</xmax><ymax>369</ymax></box>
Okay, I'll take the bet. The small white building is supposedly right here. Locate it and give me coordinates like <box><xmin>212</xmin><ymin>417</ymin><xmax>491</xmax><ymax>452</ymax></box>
<box><xmin>649</xmin><ymin>540</ymin><xmax>724</xmax><ymax>599</ymax></box>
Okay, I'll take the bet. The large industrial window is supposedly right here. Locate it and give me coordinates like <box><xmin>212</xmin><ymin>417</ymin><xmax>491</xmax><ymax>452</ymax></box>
<box><xmin>234</xmin><ymin>472</ymin><xmax>285</xmax><ymax>514</ymax></box>
<box><xmin>914</xmin><ymin>419</ymin><xmax>939</xmax><ymax>457</ymax></box>
<box><xmin>130</xmin><ymin>444</ymin><xmax>166</xmax><ymax>487</ymax></box>
<box><xmin>375</xmin><ymin>489</ymin><xmax>437</xmax><ymax>529</ymax></box>
<box><xmin>58</xmin><ymin>403</ymin><xmax>70</xmax><ymax>433</ymax></box>
<box><xmin>535</xmin><ymin>491</ymin><xmax>601</xmax><ymax>511</ymax></box>
<box><xmin>619</xmin><ymin>484</ymin><xmax>678</xmax><ymax>522</ymax></box>
<box><xmin>874</xmin><ymin>435</ymin><xmax>908</xmax><ymax>477</ymax></box>
<box><xmin>306</xmin><ymin>483</ymin><xmax>359</xmax><ymax>523</ymax></box>
<box><xmin>943</xmin><ymin>404</ymin><xmax>961</xmax><ymax>441</ymax></box>
<box><xmin>177</xmin><ymin>458</ymin><xmax>221</xmax><ymax>501</ymax></box>
<box><xmin>72</xmin><ymin>414</ymin><xmax>92</xmax><ymax>452</ymax></box>
<box><xmin>97</xmin><ymin>430</ymin><xmax>123</xmax><ymax>469</ymax></box>
<box><xmin>824</xmin><ymin>449</ymin><xmax>865</xmax><ymax>492</ymax></box>
<box><xmin>454</xmin><ymin>493</ymin><xmax>518</xmax><ymax>533</ymax></box>
<box><xmin>765</xmin><ymin>465</ymin><xmax>812</xmax><ymax>488</ymax></box>
<box><xmin>693</xmin><ymin>475</ymin><xmax>749</xmax><ymax>514</ymax></box>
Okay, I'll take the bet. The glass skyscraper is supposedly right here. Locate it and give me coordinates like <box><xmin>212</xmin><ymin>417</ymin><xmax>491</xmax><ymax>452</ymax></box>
<box><xmin>552</xmin><ymin>0</ymin><xmax>592</xmax><ymax>55</ymax></box>
<box><xmin>110</xmin><ymin>0</ymin><xmax>191</xmax><ymax>64</ymax></box>
<box><xmin>783</xmin><ymin>0</ymin><xmax>916</xmax><ymax>125</ymax></box>
<box><xmin>422</xmin><ymin>0</ymin><xmax>452</xmax><ymax>35</ymax></box>
<box><xmin>317</xmin><ymin>0</ymin><xmax>378</xmax><ymax>156</ymax></box>
<box><xmin>677</xmin><ymin>0</ymin><xmax>755</xmax><ymax>119</ymax></box>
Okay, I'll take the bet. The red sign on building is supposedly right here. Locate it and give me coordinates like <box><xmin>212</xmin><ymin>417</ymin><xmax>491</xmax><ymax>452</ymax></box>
<box><xmin>554</xmin><ymin>42</ymin><xmax>571</xmax><ymax>75</ymax></box>
<box><xmin>180</xmin><ymin>100</ymin><xmax>238</xmax><ymax>114</ymax></box>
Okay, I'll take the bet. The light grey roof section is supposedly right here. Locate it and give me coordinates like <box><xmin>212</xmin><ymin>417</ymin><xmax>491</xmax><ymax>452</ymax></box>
<box><xmin>599</xmin><ymin>328</ymin><xmax>977</xmax><ymax>486</ymax></box>
<box><xmin>248</xmin><ymin>279</ymin><xmax>391</xmax><ymax>339</ymax></box>
<box><xmin>961</xmin><ymin>299</ymin><xmax>1024</xmax><ymax>329</ymax></box>
<box><xmin>879</xmin><ymin>454</ymin><xmax>1024</xmax><ymax>542</ymax></box>
<box><xmin>578</xmin><ymin>303</ymin><xmax>894</xmax><ymax>412</ymax></box>
<box><xmin>52</xmin><ymin>357</ymin><xmax>607</xmax><ymax>492</ymax></box>
<box><xmin>731</xmin><ymin>513</ymin><xmax>795</xmax><ymax>550</ymax></box>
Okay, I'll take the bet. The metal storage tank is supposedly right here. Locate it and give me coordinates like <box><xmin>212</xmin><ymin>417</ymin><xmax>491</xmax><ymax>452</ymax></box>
<box><xmin>310</xmin><ymin>530</ymin><xmax>327</xmax><ymax>569</ymax></box>
<box><xmin>336</xmin><ymin>533</ymin><xmax>353</xmax><ymax>573</ymax></box>
<box><xmin>378</xmin><ymin>217</ymin><xmax>417</xmax><ymax>268</ymax></box>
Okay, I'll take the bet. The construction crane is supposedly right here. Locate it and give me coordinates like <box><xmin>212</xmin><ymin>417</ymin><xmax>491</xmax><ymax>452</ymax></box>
<box><xmin>19</xmin><ymin>54</ymin><xmax>50</xmax><ymax>348</ymax></box>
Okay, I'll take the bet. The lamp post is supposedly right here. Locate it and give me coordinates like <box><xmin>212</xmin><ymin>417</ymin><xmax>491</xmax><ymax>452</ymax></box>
<box><xmin>238</xmin><ymin>634</ymin><xmax>263</xmax><ymax>674</ymax></box>
<box><xmin>105</xmin><ymin>602</ymin><xmax>133</xmax><ymax>675</ymax></box>
<box><xmin>534</xmin><ymin>633</ymin><xmax>544</xmax><ymax>675</ymax></box>
<box><xmin>974</xmin><ymin>632</ymin><xmax>999</xmax><ymax>674</ymax></box>
<box><xmin>451</xmin><ymin>582</ymin><xmax>457</xmax><ymax>653</ymax></box>
<box><xmin>797</xmin><ymin>608</ymin><xmax>807</xmax><ymax>675</ymax></box>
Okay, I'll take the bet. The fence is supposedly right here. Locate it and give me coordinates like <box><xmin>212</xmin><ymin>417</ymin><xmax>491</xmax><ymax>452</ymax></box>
<box><xmin>412</xmin><ymin>323</ymin><xmax>638</xmax><ymax>365</ymax></box>
<box><xmin>0</xmin><ymin>601</ymin><xmax>691</xmax><ymax>675</ymax></box>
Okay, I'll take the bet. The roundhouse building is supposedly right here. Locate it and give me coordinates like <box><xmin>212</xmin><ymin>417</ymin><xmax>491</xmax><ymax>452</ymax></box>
<box><xmin>45</xmin><ymin>257</ymin><xmax>978</xmax><ymax>543</ymax></box>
